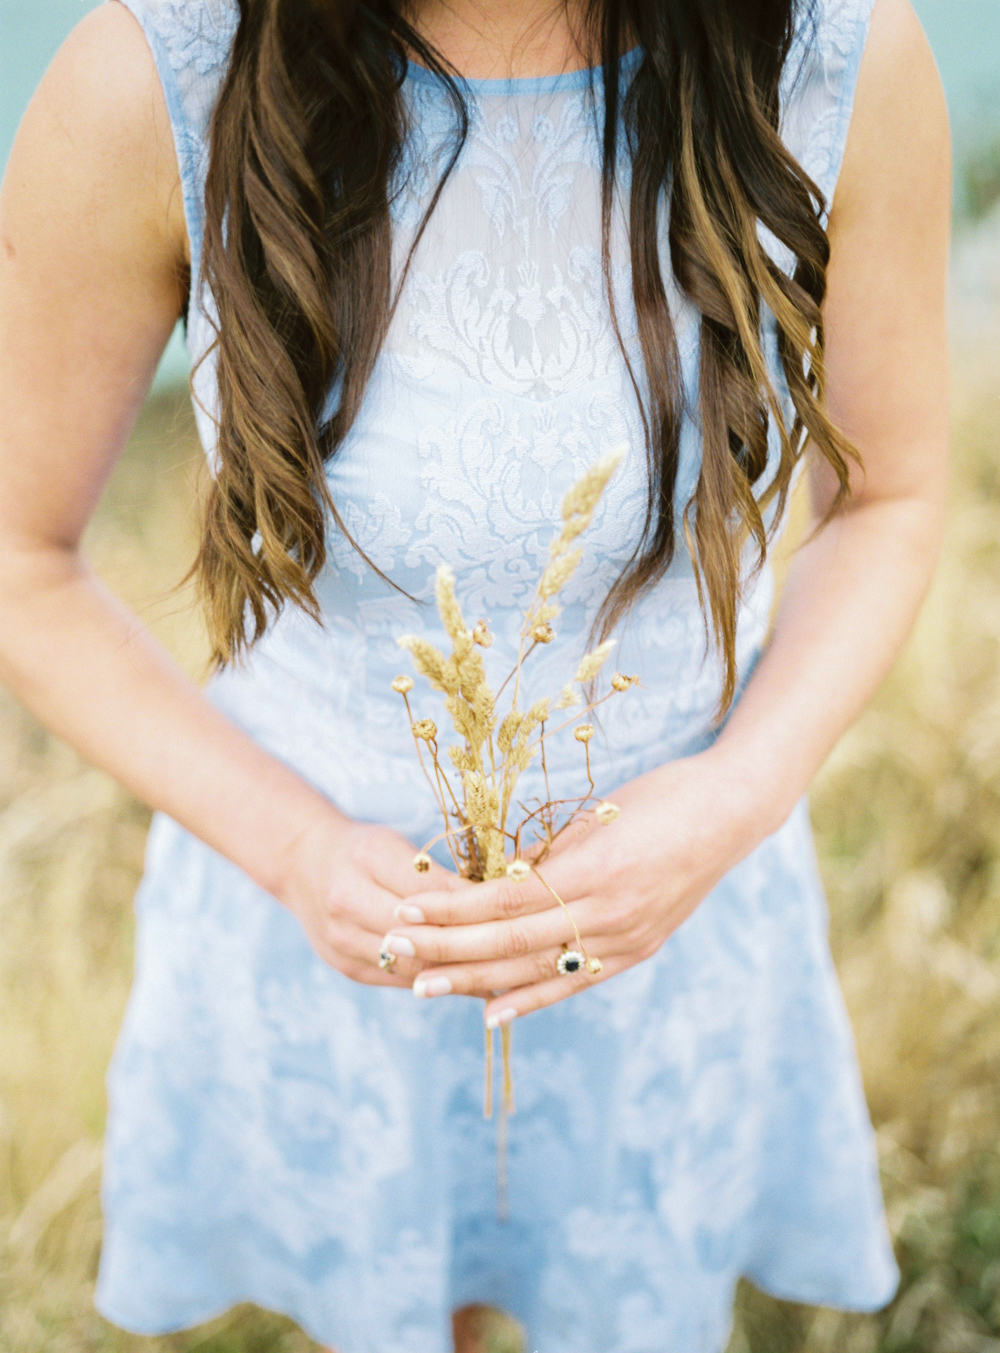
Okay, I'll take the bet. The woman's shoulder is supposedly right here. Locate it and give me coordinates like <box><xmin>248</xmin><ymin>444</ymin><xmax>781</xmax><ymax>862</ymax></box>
<box><xmin>106</xmin><ymin>0</ymin><xmax>239</xmax><ymax>272</ymax></box>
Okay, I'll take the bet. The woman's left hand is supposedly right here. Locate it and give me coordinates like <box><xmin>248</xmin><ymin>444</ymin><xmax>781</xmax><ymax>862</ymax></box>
<box><xmin>381</xmin><ymin>747</ymin><xmax>769</xmax><ymax>1027</ymax></box>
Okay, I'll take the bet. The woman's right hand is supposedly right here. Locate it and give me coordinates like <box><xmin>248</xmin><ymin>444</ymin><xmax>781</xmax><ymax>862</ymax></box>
<box><xmin>277</xmin><ymin>812</ymin><xmax>466</xmax><ymax>987</ymax></box>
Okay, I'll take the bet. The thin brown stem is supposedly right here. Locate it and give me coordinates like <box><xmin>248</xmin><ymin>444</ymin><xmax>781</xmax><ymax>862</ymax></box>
<box><xmin>403</xmin><ymin>694</ymin><xmax>454</xmax><ymax>841</ymax></box>
<box><xmin>495</xmin><ymin>639</ymin><xmax>539</xmax><ymax>703</ymax></box>
<box><xmin>514</xmin><ymin>793</ymin><xmax>595</xmax><ymax>839</ymax></box>
<box><xmin>543</xmin><ymin>800</ymin><xmax>598</xmax><ymax>851</ymax></box>
<box><xmin>426</xmin><ymin>745</ymin><xmax>466</xmax><ymax>871</ymax></box>
<box><xmin>419</xmin><ymin>823</ymin><xmax>476</xmax><ymax>855</ymax></box>
<box><xmin>501</xmin><ymin>1023</ymin><xmax>515</xmax><ymax>1113</ymax></box>
<box><xmin>539</xmin><ymin>721</ymin><xmax>554</xmax><ymax>841</ymax></box>
<box><xmin>484</xmin><ymin>1022</ymin><xmax>494</xmax><ymax>1120</ymax></box>
<box><xmin>429</xmin><ymin>738</ymin><xmax>464</xmax><ymax>819</ymax></box>
<box><xmin>531</xmin><ymin>865</ymin><xmax>597</xmax><ymax>967</ymax></box>
<box><xmin>525</xmin><ymin>688</ymin><xmax>619</xmax><ymax>751</ymax></box>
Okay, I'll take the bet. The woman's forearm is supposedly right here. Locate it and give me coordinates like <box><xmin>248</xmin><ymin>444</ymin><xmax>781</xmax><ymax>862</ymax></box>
<box><xmin>0</xmin><ymin>12</ymin><xmax>342</xmax><ymax>900</ymax></box>
<box><xmin>0</xmin><ymin>542</ymin><xmax>345</xmax><ymax>899</ymax></box>
<box><xmin>701</xmin><ymin>0</ymin><xmax>952</xmax><ymax>850</ymax></box>
<box><xmin>703</xmin><ymin>485</ymin><xmax>947</xmax><ymax>842</ymax></box>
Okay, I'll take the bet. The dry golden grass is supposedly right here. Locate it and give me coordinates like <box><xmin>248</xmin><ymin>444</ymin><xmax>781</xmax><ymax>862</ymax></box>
<box><xmin>727</xmin><ymin>214</ymin><xmax>1000</xmax><ymax>1353</ymax></box>
<box><xmin>0</xmin><ymin>215</ymin><xmax>996</xmax><ymax>1353</ymax></box>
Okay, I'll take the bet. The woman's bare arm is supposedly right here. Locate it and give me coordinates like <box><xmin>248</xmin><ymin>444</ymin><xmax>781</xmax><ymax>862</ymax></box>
<box><xmin>708</xmin><ymin>0</ymin><xmax>951</xmax><ymax>824</ymax></box>
<box><xmin>0</xmin><ymin>3</ymin><xmax>447</xmax><ymax>983</ymax></box>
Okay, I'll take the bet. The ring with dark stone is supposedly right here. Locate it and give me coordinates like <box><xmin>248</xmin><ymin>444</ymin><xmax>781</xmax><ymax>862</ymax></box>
<box><xmin>378</xmin><ymin>948</ymin><xmax>397</xmax><ymax>971</ymax></box>
<box><xmin>556</xmin><ymin>949</ymin><xmax>586</xmax><ymax>976</ymax></box>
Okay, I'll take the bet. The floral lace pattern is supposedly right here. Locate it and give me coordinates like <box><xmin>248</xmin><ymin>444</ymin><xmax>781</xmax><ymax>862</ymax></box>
<box><xmin>99</xmin><ymin>4</ymin><xmax>897</xmax><ymax>1351</ymax></box>
<box><xmin>151</xmin><ymin>0</ymin><xmax>234</xmax><ymax>75</ymax></box>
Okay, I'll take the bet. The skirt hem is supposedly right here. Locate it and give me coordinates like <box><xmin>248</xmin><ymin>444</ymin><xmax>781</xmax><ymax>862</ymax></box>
<box><xmin>742</xmin><ymin>1262</ymin><xmax>900</xmax><ymax>1315</ymax></box>
<box><xmin>94</xmin><ymin>1258</ymin><xmax>901</xmax><ymax>1353</ymax></box>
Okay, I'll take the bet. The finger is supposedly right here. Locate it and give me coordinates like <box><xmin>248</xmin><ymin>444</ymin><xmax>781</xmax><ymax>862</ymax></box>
<box><xmin>330</xmin><ymin>953</ymin><xmax>413</xmax><ymax>989</ymax></box>
<box><xmin>323</xmin><ymin>916</ymin><xmax>424</xmax><ymax>983</ymax></box>
<box><xmin>543</xmin><ymin>811</ymin><xmax>600</xmax><ymax>859</ymax></box>
<box><xmin>387</xmin><ymin>863</ymin><xmax>470</xmax><ymax>920</ymax></box>
<box><xmin>382</xmin><ymin>897</ymin><xmax>602</xmax><ymax>966</ymax></box>
<box><xmin>482</xmin><ymin>953</ymin><xmax>633</xmax><ymax>1025</ymax></box>
<box><xmin>346</xmin><ymin>877</ymin><xmax>446</xmax><ymax>939</ymax></box>
<box><xmin>305</xmin><ymin>924</ymin><xmax>414</xmax><ymax>988</ymax></box>
<box><xmin>369</xmin><ymin>842</ymin><xmax>465</xmax><ymax>898</ymax></box>
<box><xmin>396</xmin><ymin>868</ymin><xmax>569</xmax><ymax>928</ymax></box>
<box><xmin>410</xmin><ymin>935</ymin><xmax>617</xmax><ymax>999</ymax></box>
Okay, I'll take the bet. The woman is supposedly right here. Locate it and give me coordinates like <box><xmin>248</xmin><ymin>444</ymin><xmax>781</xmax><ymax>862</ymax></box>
<box><xmin>0</xmin><ymin>0</ymin><xmax>949</xmax><ymax>1347</ymax></box>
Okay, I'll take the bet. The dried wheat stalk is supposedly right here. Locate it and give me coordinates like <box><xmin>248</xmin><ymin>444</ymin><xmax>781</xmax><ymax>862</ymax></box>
<box><xmin>393</xmin><ymin>445</ymin><xmax>639</xmax><ymax>1124</ymax></box>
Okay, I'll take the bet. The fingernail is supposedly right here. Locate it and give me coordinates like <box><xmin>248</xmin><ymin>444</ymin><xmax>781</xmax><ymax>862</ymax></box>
<box><xmin>393</xmin><ymin>903</ymin><xmax>426</xmax><ymax>924</ymax></box>
<box><xmin>413</xmin><ymin>975</ymin><xmax>452</xmax><ymax>998</ymax></box>
<box><xmin>486</xmin><ymin>1007</ymin><xmax>518</xmax><ymax>1030</ymax></box>
<box><xmin>384</xmin><ymin>933</ymin><xmax>416</xmax><ymax>958</ymax></box>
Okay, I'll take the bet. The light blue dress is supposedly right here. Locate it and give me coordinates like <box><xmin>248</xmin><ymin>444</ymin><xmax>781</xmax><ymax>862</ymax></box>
<box><xmin>97</xmin><ymin>2</ymin><xmax>898</xmax><ymax>1349</ymax></box>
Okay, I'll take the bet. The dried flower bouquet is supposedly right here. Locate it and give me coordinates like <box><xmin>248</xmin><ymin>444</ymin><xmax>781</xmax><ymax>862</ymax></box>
<box><xmin>392</xmin><ymin>444</ymin><xmax>639</xmax><ymax>1118</ymax></box>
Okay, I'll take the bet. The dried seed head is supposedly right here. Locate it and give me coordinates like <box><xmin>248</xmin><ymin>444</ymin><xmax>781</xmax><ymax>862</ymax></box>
<box><xmin>483</xmin><ymin>831</ymin><xmax>507</xmax><ymax>880</ymax></box>
<box><xmin>497</xmin><ymin>709</ymin><xmax>523</xmax><ymax>755</ymax></box>
<box><xmin>574</xmin><ymin>639</ymin><xmax>616</xmax><ymax>684</ymax></box>
<box><xmin>447</xmin><ymin>744</ymin><xmax>473</xmax><ymax>773</ymax></box>
<box><xmin>435</xmin><ymin>564</ymin><xmax>470</xmax><ymax>650</ymax></box>
<box><xmin>471</xmin><ymin>682</ymin><xmax>496</xmax><ymax>736</ymax></box>
<box><xmin>539</xmin><ymin>547</ymin><xmax>583</xmax><ymax>599</ymax></box>
<box><xmin>463</xmin><ymin>770</ymin><xmax>500</xmax><ymax>827</ymax></box>
<box><xmin>392</xmin><ymin>675</ymin><xmax>414</xmax><ymax>694</ymax></box>
<box><xmin>471</xmin><ymin>619</ymin><xmax>493</xmax><ymax>647</ymax></box>
<box><xmin>523</xmin><ymin>698</ymin><xmax>550</xmax><ymax>733</ymax></box>
<box><xmin>561</xmin><ymin>445</ymin><xmax>625</xmax><ymax>521</ymax></box>
<box><xmin>595</xmin><ymin>800</ymin><xmax>620</xmax><ymax>824</ymax></box>
<box><xmin>397</xmin><ymin>635</ymin><xmax>456</xmax><ymax>693</ymax></box>
<box><xmin>611</xmin><ymin>673</ymin><xmax>630</xmax><ymax>692</ymax></box>
<box><xmin>554</xmin><ymin>684</ymin><xmax>582</xmax><ymax>710</ymax></box>
<box><xmin>531</xmin><ymin>622</ymin><xmax>555</xmax><ymax>644</ymax></box>
<box><xmin>506</xmin><ymin>859</ymin><xmax>531</xmax><ymax>884</ymax></box>
<box><xmin>553</xmin><ymin>445</ymin><xmax>626</xmax><ymax>551</ymax></box>
<box><xmin>412</xmin><ymin>719</ymin><xmax>438</xmax><ymax>742</ymax></box>
<box><xmin>574</xmin><ymin>724</ymin><xmax>594</xmax><ymax>743</ymax></box>
<box><xmin>586</xmin><ymin>956</ymin><xmax>603</xmax><ymax>973</ymax></box>
<box><xmin>413</xmin><ymin>852</ymin><xmax>432</xmax><ymax>873</ymax></box>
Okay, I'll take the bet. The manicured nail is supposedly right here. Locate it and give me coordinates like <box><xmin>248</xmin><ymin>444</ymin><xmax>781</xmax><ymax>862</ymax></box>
<box><xmin>486</xmin><ymin>1007</ymin><xmax>518</xmax><ymax>1030</ymax></box>
<box><xmin>413</xmin><ymin>975</ymin><xmax>452</xmax><ymax>998</ymax></box>
<box><xmin>393</xmin><ymin>903</ymin><xmax>426</xmax><ymax>924</ymax></box>
<box><xmin>384</xmin><ymin>933</ymin><xmax>415</xmax><ymax>958</ymax></box>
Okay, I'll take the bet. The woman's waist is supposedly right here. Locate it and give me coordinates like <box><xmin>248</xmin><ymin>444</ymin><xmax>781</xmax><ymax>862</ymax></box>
<box><xmin>202</xmin><ymin>571</ymin><xmax>773</xmax><ymax>817</ymax></box>
<box><xmin>206</xmin><ymin>648</ymin><xmax>729</xmax><ymax>829</ymax></box>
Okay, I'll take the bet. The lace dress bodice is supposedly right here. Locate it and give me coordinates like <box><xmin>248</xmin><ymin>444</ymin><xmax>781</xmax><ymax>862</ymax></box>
<box><xmin>153</xmin><ymin>9</ymin><xmax>871</xmax><ymax>813</ymax></box>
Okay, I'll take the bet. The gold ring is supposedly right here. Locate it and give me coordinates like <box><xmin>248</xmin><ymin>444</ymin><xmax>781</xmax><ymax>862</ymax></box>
<box><xmin>378</xmin><ymin>947</ymin><xmax>397</xmax><ymax>971</ymax></box>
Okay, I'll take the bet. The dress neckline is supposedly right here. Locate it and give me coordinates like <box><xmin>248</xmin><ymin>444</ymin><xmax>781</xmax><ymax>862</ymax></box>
<box><xmin>404</xmin><ymin>44</ymin><xmax>642</xmax><ymax>97</ymax></box>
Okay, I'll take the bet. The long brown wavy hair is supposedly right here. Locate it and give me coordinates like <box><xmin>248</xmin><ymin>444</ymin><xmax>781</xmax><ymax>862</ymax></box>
<box><xmin>194</xmin><ymin>0</ymin><xmax>856</xmax><ymax>709</ymax></box>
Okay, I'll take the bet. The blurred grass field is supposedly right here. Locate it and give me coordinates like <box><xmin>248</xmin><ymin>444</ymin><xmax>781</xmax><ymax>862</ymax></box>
<box><xmin>0</xmin><ymin>211</ymin><xmax>997</xmax><ymax>1353</ymax></box>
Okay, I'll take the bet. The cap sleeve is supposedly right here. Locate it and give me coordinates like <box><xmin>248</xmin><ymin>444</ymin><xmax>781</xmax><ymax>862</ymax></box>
<box><xmin>115</xmin><ymin>0</ymin><xmax>237</xmax><ymax>288</ymax></box>
<box><xmin>781</xmin><ymin>0</ymin><xmax>876</xmax><ymax>220</ymax></box>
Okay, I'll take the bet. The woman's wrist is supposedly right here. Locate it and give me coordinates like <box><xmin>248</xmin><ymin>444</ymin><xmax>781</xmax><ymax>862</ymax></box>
<box><xmin>254</xmin><ymin>785</ymin><xmax>353</xmax><ymax>910</ymax></box>
<box><xmin>695</xmin><ymin>728</ymin><xmax>806</xmax><ymax>852</ymax></box>
<box><xmin>664</xmin><ymin>735</ymin><xmax>801</xmax><ymax>874</ymax></box>
<box><xmin>198</xmin><ymin>735</ymin><xmax>356</xmax><ymax>908</ymax></box>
